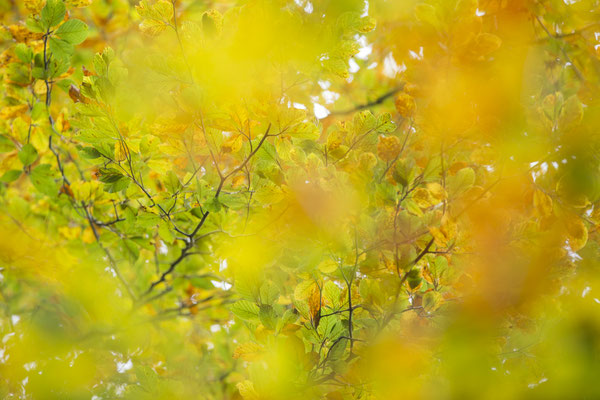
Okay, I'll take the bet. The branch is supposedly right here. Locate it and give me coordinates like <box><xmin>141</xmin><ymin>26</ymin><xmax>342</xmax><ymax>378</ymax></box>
<box><xmin>330</xmin><ymin>85</ymin><xmax>405</xmax><ymax>116</ymax></box>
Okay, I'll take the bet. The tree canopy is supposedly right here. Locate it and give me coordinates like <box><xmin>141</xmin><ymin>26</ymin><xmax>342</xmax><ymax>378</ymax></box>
<box><xmin>1</xmin><ymin>0</ymin><xmax>600</xmax><ymax>399</ymax></box>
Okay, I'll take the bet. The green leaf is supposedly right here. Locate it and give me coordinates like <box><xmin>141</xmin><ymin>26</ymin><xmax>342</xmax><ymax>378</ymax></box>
<box><xmin>276</xmin><ymin>309</ymin><xmax>298</xmax><ymax>333</ymax></box>
<box><xmin>191</xmin><ymin>207</ymin><xmax>205</xmax><ymax>219</ymax></box>
<box><xmin>79</xmin><ymin>147</ymin><xmax>102</xmax><ymax>159</ymax></box>
<box><xmin>31</xmin><ymin>102</ymin><xmax>46</xmax><ymax>121</ymax></box>
<box><xmin>447</xmin><ymin>167</ymin><xmax>475</xmax><ymax>196</ymax></box>
<box><xmin>14</xmin><ymin>44</ymin><xmax>33</xmax><ymax>64</ymax></box>
<box><xmin>98</xmin><ymin>168</ymin><xmax>130</xmax><ymax>193</ymax></box>
<box><xmin>0</xmin><ymin>170</ymin><xmax>22</xmax><ymax>183</ymax></box>
<box><xmin>158</xmin><ymin>221</ymin><xmax>175</xmax><ymax>244</ymax></box>
<box><xmin>230</xmin><ymin>300</ymin><xmax>260</xmax><ymax>321</ymax></box>
<box><xmin>49</xmin><ymin>37</ymin><xmax>74</xmax><ymax>60</ymax></box>
<box><xmin>259</xmin><ymin>281</ymin><xmax>280</xmax><ymax>305</ymax></box>
<box><xmin>220</xmin><ymin>192</ymin><xmax>250</xmax><ymax>210</ymax></box>
<box><xmin>19</xmin><ymin>144</ymin><xmax>38</xmax><ymax>166</ymax></box>
<box><xmin>164</xmin><ymin>171</ymin><xmax>181</xmax><ymax>193</ymax></box>
<box><xmin>423</xmin><ymin>291</ymin><xmax>442</xmax><ymax>312</ymax></box>
<box><xmin>55</xmin><ymin>19</ymin><xmax>88</xmax><ymax>45</ymax></box>
<box><xmin>135</xmin><ymin>212</ymin><xmax>161</xmax><ymax>229</ymax></box>
<box><xmin>26</xmin><ymin>17</ymin><xmax>45</xmax><ymax>33</ymax></box>
<box><xmin>30</xmin><ymin>164</ymin><xmax>58</xmax><ymax>196</ymax></box>
<box><xmin>376</xmin><ymin>113</ymin><xmax>396</xmax><ymax>133</ymax></box>
<box><xmin>123</xmin><ymin>239</ymin><xmax>140</xmax><ymax>260</ymax></box>
<box><xmin>259</xmin><ymin>304</ymin><xmax>277</xmax><ymax>329</ymax></box>
<box><xmin>353</xmin><ymin>110</ymin><xmax>377</xmax><ymax>134</ymax></box>
<box><xmin>205</xmin><ymin>197</ymin><xmax>221</xmax><ymax>213</ymax></box>
<box><xmin>41</xmin><ymin>0</ymin><xmax>66</xmax><ymax>30</ymax></box>
<box><xmin>0</xmin><ymin>136</ymin><xmax>15</xmax><ymax>152</ymax></box>
<box><xmin>32</xmin><ymin>67</ymin><xmax>48</xmax><ymax>80</ymax></box>
<box><xmin>327</xmin><ymin>337</ymin><xmax>348</xmax><ymax>362</ymax></box>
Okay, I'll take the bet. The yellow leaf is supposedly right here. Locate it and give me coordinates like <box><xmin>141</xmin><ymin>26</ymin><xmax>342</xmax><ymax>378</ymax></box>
<box><xmin>377</xmin><ymin>135</ymin><xmax>401</xmax><ymax>162</ymax></box>
<box><xmin>237</xmin><ymin>380</ymin><xmax>259</xmax><ymax>400</ymax></box>
<box><xmin>473</xmin><ymin>33</ymin><xmax>502</xmax><ymax>56</ymax></box>
<box><xmin>294</xmin><ymin>280</ymin><xmax>316</xmax><ymax>300</ymax></box>
<box><xmin>114</xmin><ymin>141</ymin><xmax>128</xmax><ymax>162</ymax></box>
<box><xmin>154</xmin><ymin>0</ymin><xmax>174</xmax><ymax>21</ymax></box>
<box><xmin>24</xmin><ymin>0</ymin><xmax>44</xmax><ymax>13</ymax></box>
<box><xmin>318</xmin><ymin>259</ymin><xmax>338</xmax><ymax>274</ymax></box>
<box><xmin>426</xmin><ymin>182</ymin><xmax>446</xmax><ymax>204</ymax></box>
<box><xmin>412</xmin><ymin>188</ymin><xmax>432</xmax><ymax>208</ymax></box>
<box><xmin>65</xmin><ymin>0</ymin><xmax>93</xmax><ymax>7</ymax></box>
<box><xmin>82</xmin><ymin>227</ymin><xmax>97</xmax><ymax>244</ymax></box>
<box><xmin>533</xmin><ymin>189</ymin><xmax>553</xmax><ymax>218</ymax></box>
<box><xmin>0</xmin><ymin>104</ymin><xmax>28</xmax><ymax>120</ymax></box>
<box><xmin>430</xmin><ymin>217</ymin><xmax>457</xmax><ymax>247</ymax></box>
<box><xmin>221</xmin><ymin>134</ymin><xmax>243</xmax><ymax>153</ymax></box>
<box><xmin>558</xmin><ymin>95</ymin><xmax>584</xmax><ymax>130</ymax></box>
<box><xmin>139</xmin><ymin>19</ymin><xmax>168</xmax><ymax>37</ymax></box>
<box><xmin>8</xmin><ymin>25</ymin><xmax>42</xmax><ymax>43</ymax></box>
<box><xmin>395</xmin><ymin>93</ymin><xmax>416</xmax><ymax>118</ymax></box>
<box><xmin>231</xmin><ymin>175</ymin><xmax>245</xmax><ymax>188</ymax></box>
<box><xmin>202</xmin><ymin>9</ymin><xmax>223</xmax><ymax>37</ymax></box>
<box><xmin>565</xmin><ymin>217</ymin><xmax>588</xmax><ymax>252</ymax></box>
<box><xmin>423</xmin><ymin>290</ymin><xmax>442</xmax><ymax>312</ymax></box>
<box><xmin>233</xmin><ymin>342</ymin><xmax>263</xmax><ymax>362</ymax></box>
<box><xmin>58</xmin><ymin>226</ymin><xmax>81</xmax><ymax>240</ymax></box>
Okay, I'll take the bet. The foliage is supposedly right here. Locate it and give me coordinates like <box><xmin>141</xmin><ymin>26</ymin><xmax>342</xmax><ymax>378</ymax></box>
<box><xmin>1</xmin><ymin>0</ymin><xmax>600</xmax><ymax>399</ymax></box>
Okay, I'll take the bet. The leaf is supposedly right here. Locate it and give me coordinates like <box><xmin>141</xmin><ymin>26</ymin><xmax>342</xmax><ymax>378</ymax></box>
<box><xmin>0</xmin><ymin>136</ymin><xmax>15</xmax><ymax>152</ymax></box>
<box><xmin>423</xmin><ymin>291</ymin><xmax>442</xmax><ymax>312</ymax></box>
<box><xmin>55</xmin><ymin>19</ymin><xmax>88</xmax><ymax>45</ymax></box>
<box><xmin>19</xmin><ymin>144</ymin><xmax>38</xmax><ymax>166</ymax></box>
<box><xmin>14</xmin><ymin>44</ymin><xmax>33</xmax><ymax>63</ymax></box>
<box><xmin>1</xmin><ymin>104</ymin><xmax>28</xmax><ymax>120</ymax></box>
<box><xmin>0</xmin><ymin>170</ymin><xmax>22</xmax><ymax>183</ymax></box>
<box><xmin>259</xmin><ymin>304</ymin><xmax>277</xmax><ymax>330</ymax></box>
<box><xmin>202</xmin><ymin>9</ymin><xmax>223</xmax><ymax>37</ymax></box>
<box><xmin>395</xmin><ymin>93</ymin><xmax>416</xmax><ymax>118</ymax></box>
<box><xmin>41</xmin><ymin>0</ymin><xmax>66</xmax><ymax>29</ymax></box>
<box><xmin>353</xmin><ymin>110</ymin><xmax>377</xmax><ymax>135</ymax></box>
<box><xmin>327</xmin><ymin>337</ymin><xmax>347</xmax><ymax>362</ymax></box>
<box><xmin>276</xmin><ymin>309</ymin><xmax>299</xmax><ymax>333</ymax></box>
<box><xmin>259</xmin><ymin>281</ymin><xmax>279</xmax><ymax>305</ymax></box>
<box><xmin>294</xmin><ymin>280</ymin><xmax>315</xmax><ymax>300</ymax></box>
<box><xmin>123</xmin><ymin>239</ymin><xmax>140</xmax><ymax>260</ymax></box>
<box><xmin>26</xmin><ymin>16</ymin><xmax>45</xmax><ymax>33</ymax></box>
<box><xmin>565</xmin><ymin>217</ymin><xmax>588</xmax><ymax>252</ymax></box>
<box><xmin>233</xmin><ymin>342</ymin><xmax>263</xmax><ymax>362</ymax></box>
<box><xmin>559</xmin><ymin>95</ymin><xmax>584</xmax><ymax>130</ymax></box>
<box><xmin>49</xmin><ymin>37</ymin><xmax>74</xmax><ymax>60</ymax></box>
<box><xmin>205</xmin><ymin>197</ymin><xmax>221</xmax><ymax>213</ymax></box>
<box><xmin>237</xmin><ymin>380</ymin><xmax>259</xmax><ymax>400</ymax></box>
<box><xmin>318</xmin><ymin>259</ymin><xmax>338</xmax><ymax>274</ymax></box>
<box><xmin>158</xmin><ymin>221</ymin><xmax>174</xmax><ymax>244</ymax></box>
<box><xmin>153</xmin><ymin>0</ymin><xmax>174</xmax><ymax>21</ymax></box>
<box><xmin>79</xmin><ymin>147</ymin><xmax>102</xmax><ymax>159</ymax></box>
<box><xmin>533</xmin><ymin>189</ymin><xmax>553</xmax><ymax>218</ymax></box>
<box><xmin>376</xmin><ymin>113</ymin><xmax>396</xmax><ymax>133</ymax></box>
<box><xmin>136</xmin><ymin>212</ymin><xmax>161</xmax><ymax>229</ymax></box>
<box><xmin>323</xmin><ymin>281</ymin><xmax>342</xmax><ymax>309</ymax></box>
<box><xmin>30</xmin><ymin>164</ymin><xmax>57</xmax><ymax>196</ymax></box>
<box><xmin>139</xmin><ymin>18</ymin><xmax>168</xmax><ymax>37</ymax></box>
<box><xmin>98</xmin><ymin>168</ymin><xmax>129</xmax><ymax>192</ymax></box>
<box><xmin>447</xmin><ymin>167</ymin><xmax>475</xmax><ymax>196</ymax></box>
<box><xmin>230</xmin><ymin>300</ymin><xmax>260</xmax><ymax>320</ymax></box>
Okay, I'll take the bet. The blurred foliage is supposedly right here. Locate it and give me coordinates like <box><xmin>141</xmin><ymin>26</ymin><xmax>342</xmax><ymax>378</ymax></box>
<box><xmin>1</xmin><ymin>0</ymin><xmax>600</xmax><ymax>398</ymax></box>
